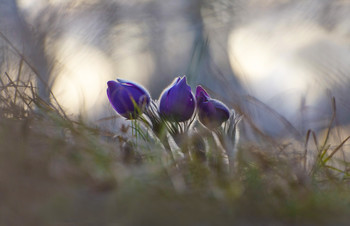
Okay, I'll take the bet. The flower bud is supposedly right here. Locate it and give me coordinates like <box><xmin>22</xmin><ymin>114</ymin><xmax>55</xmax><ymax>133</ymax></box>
<box><xmin>196</xmin><ymin>85</ymin><xmax>230</xmax><ymax>129</ymax></box>
<box><xmin>159</xmin><ymin>76</ymin><xmax>195</xmax><ymax>122</ymax></box>
<box><xmin>107</xmin><ymin>79</ymin><xmax>150</xmax><ymax>119</ymax></box>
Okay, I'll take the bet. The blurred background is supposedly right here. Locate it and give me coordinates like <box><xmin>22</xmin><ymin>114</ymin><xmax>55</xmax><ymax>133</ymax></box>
<box><xmin>1</xmin><ymin>0</ymin><xmax>350</xmax><ymax>138</ymax></box>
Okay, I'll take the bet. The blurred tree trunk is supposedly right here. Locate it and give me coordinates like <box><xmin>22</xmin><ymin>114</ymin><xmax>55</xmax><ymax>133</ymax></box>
<box><xmin>0</xmin><ymin>0</ymin><xmax>51</xmax><ymax>103</ymax></box>
<box><xmin>144</xmin><ymin>0</ymin><xmax>242</xmax><ymax>99</ymax></box>
<box><xmin>145</xmin><ymin>0</ymin><xmax>214</xmax><ymax>95</ymax></box>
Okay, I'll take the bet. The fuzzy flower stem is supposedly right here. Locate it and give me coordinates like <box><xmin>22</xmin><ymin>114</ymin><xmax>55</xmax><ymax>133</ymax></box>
<box><xmin>143</xmin><ymin>101</ymin><xmax>176</xmax><ymax>163</ymax></box>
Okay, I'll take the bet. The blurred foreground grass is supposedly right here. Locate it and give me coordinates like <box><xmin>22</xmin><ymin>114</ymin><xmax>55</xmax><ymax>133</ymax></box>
<box><xmin>1</xmin><ymin>74</ymin><xmax>350</xmax><ymax>226</ymax></box>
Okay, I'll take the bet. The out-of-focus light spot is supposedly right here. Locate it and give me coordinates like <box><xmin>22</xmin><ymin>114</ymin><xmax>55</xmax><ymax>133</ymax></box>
<box><xmin>110</xmin><ymin>23</ymin><xmax>155</xmax><ymax>86</ymax></box>
<box><xmin>228</xmin><ymin>20</ymin><xmax>329</xmax><ymax>117</ymax></box>
<box><xmin>52</xmin><ymin>35</ymin><xmax>113</xmax><ymax>118</ymax></box>
<box><xmin>17</xmin><ymin>0</ymin><xmax>46</xmax><ymax>15</ymax></box>
<box><xmin>114</xmin><ymin>52</ymin><xmax>155</xmax><ymax>86</ymax></box>
<box><xmin>17</xmin><ymin>0</ymin><xmax>44</xmax><ymax>8</ymax></box>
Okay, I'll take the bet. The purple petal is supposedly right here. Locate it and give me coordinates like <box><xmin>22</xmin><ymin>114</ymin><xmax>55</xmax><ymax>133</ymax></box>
<box><xmin>107</xmin><ymin>79</ymin><xmax>150</xmax><ymax>119</ymax></box>
<box><xmin>195</xmin><ymin>85</ymin><xmax>210</xmax><ymax>103</ymax></box>
<box><xmin>196</xmin><ymin>86</ymin><xmax>230</xmax><ymax>129</ymax></box>
<box><xmin>158</xmin><ymin>76</ymin><xmax>195</xmax><ymax>122</ymax></box>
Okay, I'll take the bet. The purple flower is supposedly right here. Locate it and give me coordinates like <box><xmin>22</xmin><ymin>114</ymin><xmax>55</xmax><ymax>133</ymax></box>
<box><xmin>107</xmin><ymin>79</ymin><xmax>150</xmax><ymax>119</ymax></box>
<box><xmin>159</xmin><ymin>76</ymin><xmax>195</xmax><ymax>122</ymax></box>
<box><xmin>196</xmin><ymin>85</ymin><xmax>230</xmax><ymax>129</ymax></box>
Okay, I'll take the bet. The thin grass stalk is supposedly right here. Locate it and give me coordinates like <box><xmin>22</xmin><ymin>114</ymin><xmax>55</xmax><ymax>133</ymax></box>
<box><xmin>323</xmin><ymin>136</ymin><xmax>350</xmax><ymax>164</ymax></box>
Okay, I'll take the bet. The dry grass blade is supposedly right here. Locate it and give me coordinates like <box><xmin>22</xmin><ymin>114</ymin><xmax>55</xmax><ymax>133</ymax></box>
<box><xmin>319</xmin><ymin>97</ymin><xmax>336</xmax><ymax>157</ymax></box>
<box><xmin>246</xmin><ymin>95</ymin><xmax>302</xmax><ymax>139</ymax></box>
<box><xmin>14</xmin><ymin>57</ymin><xmax>24</xmax><ymax>105</ymax></box>
<box><xmin>312</xmin><ymin>131</ymin><xmax>320</xmax><ymax>153</ymax></box>
<box><xmin>304</xmin><ymin>129</ymin><xmax>312</xmax><ymax>170</ymax></box>
<box><xmin>310</xmin><ymin>130</ymin><xmax>321</xmax><ymax>175</ymax></box>
<box><xmin>0</xmin><ymin>31</ymin><xmax>68</xmax><ymax>119</ymax></box>
<box><xmin>323</xmin><ymin>136</ymin><xmax>350</xmax><ymax>164</ymax></box>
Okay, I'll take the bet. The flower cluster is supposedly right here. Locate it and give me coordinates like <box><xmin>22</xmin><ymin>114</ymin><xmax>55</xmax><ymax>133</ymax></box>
<box><xmin>107</xmin><ymin>76</ymin><xmax>230</xmax><ymax>130</ymax></box>
<box><xmin>107</xmin><ymin>75</ymin><xmax>239</xmax><ymax>168</ymax></box>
